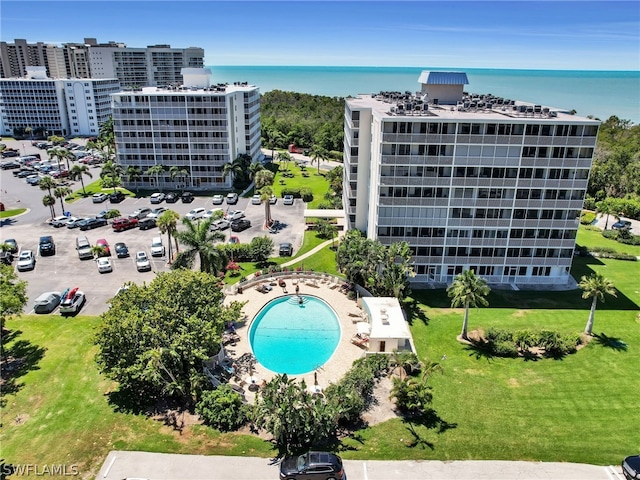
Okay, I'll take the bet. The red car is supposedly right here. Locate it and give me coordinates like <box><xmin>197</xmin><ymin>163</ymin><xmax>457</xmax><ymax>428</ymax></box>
<box><xmin>95</xmin><ymin>238</ymin><xmax>111</xmax><ymax>256</ymax></box>
<box><xmin>112</xmin><ymin>217</ymin><xmax>138</xmax><ymax>232</ymax></box>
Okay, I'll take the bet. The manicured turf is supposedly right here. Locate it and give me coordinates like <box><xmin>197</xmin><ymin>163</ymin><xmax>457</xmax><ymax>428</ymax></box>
<box><xmin>0</xmin><ymin>208</ymin><xmax>27</xmax><ymax>218</ymax></box>
<box><xmin>576</xmin><ymin>225</ymin><xmax>640</xmax><ymax>256</ymax></box>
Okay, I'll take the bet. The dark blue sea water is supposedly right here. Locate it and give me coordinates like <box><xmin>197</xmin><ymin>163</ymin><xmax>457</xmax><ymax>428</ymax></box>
<box><xmin>208</xmin><ymin>66</ymin><xmax>640</xmax><ymax>124</ymax></box>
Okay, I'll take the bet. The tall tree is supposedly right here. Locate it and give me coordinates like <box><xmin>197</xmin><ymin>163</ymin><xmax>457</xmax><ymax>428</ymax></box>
<box><xmin>0</xmin><ymin>264</ymin><xmax>28</xmax><ymax>332</ymax></box>
<box><xmin>42</xmin><ymin>194</ymin><xmax>56</xmax><ymax>219</ymax></box>
<box><xmin>309</xmin><ymin>145</ymin><xmax>329</xmax><ymax>174</ymax></box>
<box><xmin>125</xmin><ymin>165</ymin><xmax>143</xmax><ymax>192</ymax></box>
<box><xmin>69</xmin><ymin>164</ymin><xmax>93</xmax><ymax>196</ymax></box>
<box><xmin>145</xmin><ymin>164</ymin><xmax>166</xmax><ymax>191</ymax></box>
<box><xmin>38</xmin><ymin>176</ymin><xmax>57</xmax><ymax>197</ymax></box>
<box><xmin>222</xmin><ymin>158</ymin><xmax>245</xmax><ymax>187</ymax></box>
<box><xmin>579</xmin><ymin>273</ymin><xmax>617</xmax><ymax>335</ymax></box>
<box><xmin>263</xmin><ymin>126</ymin><xmax>284</xmax><ymax>161</ymax></box>
<box><xmin>157</xmin><ymin>209</ymin><xmax>181</xmax><ymax>263</ymax></box>
<box><xmin>255</xmin><ymin>169</ymin><xmax>275</xmax><ymax>227</ymax></box>
<box><xmin>53</xmin><ymin>186</ymin><xmax>72</xmax><ymax>215</ymax></box>
<box><xmin>100</xmin><ymin>160</ymin><xmax>124</xmax><ymax>194</ymax></box>
<box><xmin>48</xmin><ymin>147</ymin><xmax>74</xmax><ymax>171</ymax></box>
<box><xmin>248</xmin><ymin>162</ymin><xmax>264</xmax><ymax>183</ymax></box>
<box><xmin>169</xmin><ymin>166</ymin><xmax>190</xmax><ymax>189</ymax></box>
<box><xmin>596</xmin><ymin>199</ymin><xmax>618</xmax><ymax>230</ymax></box>
<box><xmin>276</xmin><ymin>151</ymin><xmax>292</xmax><ymax>172</ymax></box>
<box><xmin>447</xmin><ymin>270</ymin><xmax>491</xmax><ymax>341</ymax></box>
<box><xmin>174</xmin><ymin>217</ymin><xmax>226</xmax><ymax>274</ymax></box>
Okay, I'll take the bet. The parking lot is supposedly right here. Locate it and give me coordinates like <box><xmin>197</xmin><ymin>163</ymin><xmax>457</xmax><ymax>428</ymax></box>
<box><xmin>1</xmin><ymin>138</ymin><xmax>306</xmax><ymax>316</ymax></box>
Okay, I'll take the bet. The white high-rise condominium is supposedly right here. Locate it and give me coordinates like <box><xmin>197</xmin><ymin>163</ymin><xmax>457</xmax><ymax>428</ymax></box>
<box><xmin>111</xmin><ymin>68</ymin><xmax>262</xmax><ymax>191</ymax></box>
<box><xmin>344</xmin><ymin>71</ymin><xmax>599</xmax><ymax>287</ymax></box>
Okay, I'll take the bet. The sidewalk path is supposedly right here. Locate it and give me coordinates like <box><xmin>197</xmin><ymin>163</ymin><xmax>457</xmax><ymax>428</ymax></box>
<box><xmin>280</xmin><ymin>236</ymin><xmax>338</xmax><ymax>268</ymax></box>
<box><xmin>96</xmin><ymin>450</ymin><xmax>621</xmax><ymax>480</ymax></box>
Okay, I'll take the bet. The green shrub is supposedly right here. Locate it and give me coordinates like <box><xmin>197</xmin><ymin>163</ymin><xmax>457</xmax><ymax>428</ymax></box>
<box><xmin>485</xmin><ymin>327</ymin><xmax>513</xmax><ymax>344</ymax></box>
<box><xmin>195</xmin><ymin>386</ymin><xmax>247</xmax><ymax>432</ymax></box>
<box><xmin>329</xmin><ymin>150</ymin><xmax>343</xmax><ymax>161</ymax></box>
<box><xmin>512</xmin><ymin>329</ymin><xmax>538</xmax><ymax>350</ymax></box>
<box><xmin>281</xmin><ymin>187</ymin><xmax>301</xmax><ymax>198</ymax></box>
<box><xmin>300</xmin><ymin>187</ymin><xmax>313</xmax><ymax>202</ymax></box>
<box><xmin>580</xmin><ymin>211</ymin><xmax>596</xmax><ymax>225</ymax></box>
<box><xmin>602</xmin><ymin>230</ymin><xmax>618</xmax><ymax>239</ymax></box>
<box><xmin>492</xmin><ymin>341</ymin><xmax>519</xmax><ymax>357</ymax></box>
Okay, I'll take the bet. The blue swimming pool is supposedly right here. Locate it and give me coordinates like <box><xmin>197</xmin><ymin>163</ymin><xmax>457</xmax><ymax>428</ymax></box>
<box><xmin>249</xmin><ymin>295</ymin><xmax>341</xmax><ymax>375</ymax></box>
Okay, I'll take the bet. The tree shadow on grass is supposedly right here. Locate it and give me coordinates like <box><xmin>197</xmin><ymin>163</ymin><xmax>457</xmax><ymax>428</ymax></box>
<box><xmin>401</xmin><ymin>298</ymin><xmax>430</xmax><ymax>326</ymax></box>
<box><xmin>106</xmin><ymin>387</ymin><xmax>157</xmax><ymax>415</ymax></box>
<box><xmin>593</xmin><ymin>332</ymin><xmax>628</xmax><ymax>351</ymax></box>
<box><xmin>401</xmin><ymin>408</ymin><xmax>458</xmax><ymax>450</ymax></box>
<box><xmin>463</xmin><ymin>338</ymin><xmax>496</xmax><ymax>362</ymax></box>
<box><xmin>0</xmin><ymin>330</ymin><xmax>47</xmax><ymax>408</ymax></box>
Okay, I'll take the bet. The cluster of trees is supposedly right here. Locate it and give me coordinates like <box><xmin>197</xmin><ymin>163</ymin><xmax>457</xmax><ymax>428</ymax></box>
<box><xmin>261</xmin><ymin>91</ymin><xmax>344</xmax><ymax>154</ymax></box>
<box><xmin>335</xmin><ymin>230</ymin><xmax>415</xmax><ymax>299</ymax></box>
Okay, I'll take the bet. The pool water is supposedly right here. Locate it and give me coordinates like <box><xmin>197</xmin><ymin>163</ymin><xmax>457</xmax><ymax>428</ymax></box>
<box><xmin>249</xmin><ymin>295</ymin><xmax>341</xmax><ymax>375</ymax></box>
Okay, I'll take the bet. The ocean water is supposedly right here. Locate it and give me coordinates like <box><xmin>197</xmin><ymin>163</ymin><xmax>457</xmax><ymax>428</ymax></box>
<box><xmin>208</xmin><ymin>66</ymin><xmax>640</xmax><ymax>124</ymax></box>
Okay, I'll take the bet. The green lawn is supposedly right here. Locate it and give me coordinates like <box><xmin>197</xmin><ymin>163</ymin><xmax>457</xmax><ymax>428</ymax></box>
<box><xmin>65</xmin><ymin>179</ymin><xmax>133</xmax><ymax>203</ymax></box>
<box><xmin>0</xmin><ymin>208</ymin><xmax>27</xmax><ymax>218</ymax></box>
<box><xmin>576</xmin><ymin>225</ymin><xmax>640</xmax><ymax>256</ymax></box>
<box><xmin>271</xmin><ymin>161</ymin><xmax>333</xmax><ymax>208</ymax></box>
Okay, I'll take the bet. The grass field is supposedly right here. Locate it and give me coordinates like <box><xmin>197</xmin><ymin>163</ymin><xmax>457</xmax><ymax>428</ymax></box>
<box><xmin>2</xmin><ymin>225</ymin><xmax>638</xmax><ymax>473</ymax></box>
<box><xmin>576</xmin><ymin>225</ymin><xmax>640</xmax><ymax>256</ymax></box>
<box><xmin>0</xmin><ymin>208</ymin><xmax>27</xmax><ymax>218</ymax></box>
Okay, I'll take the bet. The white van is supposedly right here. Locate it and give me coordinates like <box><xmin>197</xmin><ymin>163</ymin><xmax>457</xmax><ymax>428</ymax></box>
<box><xmin>76</xmin><ymin>235</ymin><xmax>93</xmax><ymax>259</ymax></box>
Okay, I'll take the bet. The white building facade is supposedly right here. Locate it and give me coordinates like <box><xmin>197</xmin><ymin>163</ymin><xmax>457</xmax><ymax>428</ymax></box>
<box><xmin>111</xmin><ymin>68</ymin><xmax>261</xmax><ymax>191</ymax></box>
<box><xmin>344</xmin><ymin>71</ymin><xmax>599</xmax><ymax>287</ymax></box>
<box><xmin>0</xmin><ymin>67</ymin><xmax>120</xmax><ymax>137</ymax></box>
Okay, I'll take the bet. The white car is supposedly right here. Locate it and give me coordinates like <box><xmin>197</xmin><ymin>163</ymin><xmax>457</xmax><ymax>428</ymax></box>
<box><xmin>212</xmin><ymin>194</ymin><xmax>224</xmax><ymax>205</ymax></box>
<box><xmin>149</xmin><ymin>192</ymin><xmax>166</xmax><ymax>204</ymax></box>
<box><xmin>251</xmin><ymin>194</ymin><xmax>262</xmax><ymax>205</ymax></box>
<box><xmin>92</xmin><ymin>192</ymin><xmax>108</xmax><ymax>203</ymax></box>
<box><xmin>283</xmin><ymin>194</ymin><xmax>294</xmax><ymax>205</ymax></box>
<box><xmin>147</xmin><ymin>207</ymin><xmax>167</xmax><ymax>219</ymax></box>
<box><xmin>96</xmin><ymin>257</ymin><xmax>113</xmax><ymax>273</ymax></box>
<box><xmin>269</xmin><ymin>194</ymin><xmax>277</xmax><ymax>205</ymax></box>
<box><xmin>150</xmin><ymin>237</ymin><xmax>165</xmax><ymax>257</ymax></box>
<box><xmin>66</xmin><ymin>217</ymin><xmax>86</xmax><ymax>229</ymax></box>
<box><xmin>203</xmin><ymin>208</ymin><xmax>223</xmax><ymax>219</ymax></box>
<box><xmin>226</xmin><ymin>192</ymin><xmax>239</xmax><ymax>204</ymax></box>
<box><xmin>59</xmin><ymin>288</ymin><xmax>86</xmax><ymax>316</ymax></box>
<box><xmin>16</xmin><ymin>250</ymin><xmax>36</xmax><ymax>271</ymax></box>
<box><xmin>210</xmin><ymin>219</ymin><xmax>231</xmax><ymax>231</ymax></box>
<box><xmin>225</xmin><ymin>210</ymin><xmax>245</xmax><ymax>221</ymax></box>
<box><xmin>136</xmin><ymin>251</ymin><xmax>151</xmax><ymax>271</ymax></box>
<box><xmin>185</xmin><ymin>207</ymin><xmax>206</xmax><ymax>220</ymax></box>
<box><xmin>50</xmin><ymin>215</ymin><xmax>71</xmax><ymax>228</ymax></box>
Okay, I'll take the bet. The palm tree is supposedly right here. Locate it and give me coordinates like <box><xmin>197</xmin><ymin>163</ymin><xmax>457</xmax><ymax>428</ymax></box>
<box><xmin>169</xmin><ymin>166</ymin><xmax>190</xmax><ymax>189</ymax></box>
<box><xmin>174</xmin><ymin>217</ymin><xmax>226</xmax><ymax>274</ymax></box>
<box><xmin>222</xmin><ymin>159</ymin><xmax>244</xmax><ymax>187</ymax></box>
<box><xmin>69</xmin><ymin>164</ymin><xmax>93</xmax><ymax>196</ymax></box>
<box><xmin>48</xmin><ymin>147</ymin><xmax>74</xmax><ymax>171</ymax></box>
<box><xmin>42</xmin><ymin>194</ymin><xmax>56</xmax><ymax>219</ymax></box>
<box><xmin>263</xmin><ymin>127</ymin><xmax>284</xmax><ymax>161</ymax></box>
<box><xmin>248</xmin><ymin>162</ymin><xmax>264</xmax><ymax>183</ymax></box>
<box><xmin>276</xmin><ymin>151</ymin><xmax>292</xmax><ymax>172</ymax></box>
<box><xmin>309</xmin><ymin>145</ymin><xmax>329</xmax><ymax>175</ymax></box>
<box><xmin>579</xmin><ymin>273</ymin><xmax>617</xmax><ymax>335</ymax></box>
<box><xmin>145</xmin><ymin>164</ymin><xmax>166</xmax><ymax>191</ymax></box>
<box><xmin>100</xmin><ymin>160</ymin><xmax>124</xmax><ymax>193</ymax></box>
<box><xmin>53</xmin><ymin>186</ymin><xmax>72</xmax><ymax>215</ymax></box>
<box><xmin>125</xmin><ymin>165</ymin><xmax>143</xmax><ymax>192</ymax></box>
<box><xmin>157</xmin><ymin>210</ymin><xmax>180</xmax><ymax>263</ymax></box>
<box><xmin>596</xmin><ymin>199</ymin><xmax>618</xmax><ymax>230</ymax></box>
<box><xmin>255</xmin><ymin>169</ymin><xmax>275</xmax><ymax>227</ymax></box>
<box><xmin>447</xmin><ymin>269</ymin><xmax>491</xmax><ymax>340</ymax></box>
<box><xmin>38</xmin><ymin>176</ymin><xmax>57</xmax><ymax>197</ymax></box>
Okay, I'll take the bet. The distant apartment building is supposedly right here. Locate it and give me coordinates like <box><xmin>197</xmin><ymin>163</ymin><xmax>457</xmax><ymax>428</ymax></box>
<box><xmin>344</xmin><ymin>71</ymin><xmax>599</xmax><ymax>287</ymax></box>
<box><xmin>0</xmin><ymin>67</ymin><xmax>120</xmax><ymax>137</ymax></box>
<box><xmin>111</xmin><ymin>68</ymin><xmax>261</xmax><ymax>191</ymax></box>
<box><xmin>1</xmin><ymin>38</ymin><xmax>204</xmax><ymax>87</ymax></box>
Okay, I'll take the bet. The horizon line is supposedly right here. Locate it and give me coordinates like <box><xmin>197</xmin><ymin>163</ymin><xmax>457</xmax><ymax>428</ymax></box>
<box><xmin>205</xmin><ymin>65</ymin><xmax>639</xmax><ymax>73</ymax></box>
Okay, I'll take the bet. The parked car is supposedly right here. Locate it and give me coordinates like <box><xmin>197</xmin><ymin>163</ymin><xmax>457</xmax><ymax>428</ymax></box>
<box><xmin>59</xmin><ymin>288</ymin><xmax>85</xmax><ymax>316</ymax></box>
<box><xmin>283</xmin><ymin>194</ymin><xmax>295</xmax><ymax>205</ymax></box>
<box><xmin>164</xmin><ymin>192</ymin><xmax>179</xmax><ymax>203</ymax></box>
<box><xmin>50</xmin><ymin>215</ymin><xmax>71</xmax><ymax>228</ymax></box>
<box><xmin>226</xmin><ymin>192</ymin><xmax>239</xmax><ymax>204</ymax></box>
<box><xmin>66</xmin><ymin>217</ymin><xmax>87</xmax><ymax>229</ymax></box>
<box><xmin>150</xmin><ymin>192</ymin><xmax>165</xmax><ymax>204</ymax></box>
<box><xmin>251</xmin><ymin>194</ymin><xmax>262</xmax><ymax>205</ymax></box>
<box><xmin>210</xmin><ymin>219</ymin><xmax>231</xmax><ymax>231</ymax></box>
<box><xmin>228</xmin><ymin>236</ymin><xmax>240</xmax><ymax>245</ymax></box>
<box><xmin>150</xmin><ymin>237</ymin><xmax>165</xmax><ymax>257</ymax></box>
<box><xmin>231</xmin><ymin>219</ymin><xmax>251</xmax><ymax>232</ymax></box>
<box><xmin>26</xmin><ymin>175</ymin><xmax>42</xmax><ymax>185</ymax></box>
<box><xmin>17</xmin><ymin>168</ymin><xmax>36</xmax><ymax>178</ymax></box>
<box><xmin>96</xmin><ymin>209</ymin><xmax>119</xmax><ymax>220</ymax></box>
<box><xmin>0</xmin><ymin>251</ymin><xmax>14</xmax><ymax>265</ymax></box>
<box><xmin>96</xmin><ymin>257</ymin><xmax>113</xmax><ymax>273</ymax></box>
<box><xmin>181</xmin><ymin>191</ymin><xmax>194</xmax><ymax>203</ymax></box>
<box><xmin>225</xmin><ymin>210</ymin><xmax>245</xmax><ymax>221</ymax></box>
<box><xmin>279</xmin><ymin>242</ymin><xmax>293</xmax><ymax>257</ymax></box>
<box><xmin>612</xmin><ymin>220</ymin><xmax>632</xmax><ymax>230</ymax></box>
<box><xmin>92</xmin><ymin>192</ymin><xmax>108</xmax><ymax>203</ymax></box>
<box><xmin>112</xmin><ymin>217</ymin><xmax>138</xmax><ymax>232</ymax></box>
<box><xmin>203</xmin><ymin>208</ymin><xmax>222</xmax><ymax>219</ymax></box>
<box><xmin>279</xmin><ymin>451</ymin><xmax>345</xmax><ymax>480</ymax></box>
<box><xmin>39</xmin><ymin>235</ymin><xmax>56</xmax><ymax>256</ymax></box>
<box><xmin>129</xmin><ymin>207</ymin><xmax>151</xmax><ymax>220</ymax></box>
<box><xmin>185</xmin><ymin>207</ymin><xmax>206</xmax><ymax>221</ymax></box>
<box><xmin>95</xmin><ymin>238</ymin><xmax>111</xmax><ymax>256</ymax></box>
<box><xmin>622</xmin><ymin>455</ymin><xmax>640</xmax><ymax>480</ymax></box>
<box><xmin>79</xmin><ymin>217</ymin><xmax>108</xmax><ymax>231</ymax></box>
<box><xmin>147</xmin><ymin>207</ymin><xmax>167</xmax><ymax>219</ymax></box>
<box><xmin>269</xmin><ymin>194</ymin><xmax>277</xmax><ymax>204</ymax></box>
<box><xmin>136</xmin><ymin>251</ymin><xmax>151</xmax><ymax>271</ymax></box>
<box><xmin>212</xmin><ymin>194</ymin><xmax>224</xmax><ymax>205</ymax></box>
<box><xmin>17</xmin><ymin>250</ymin><xmax>36</xmax><ymax>271</ymax></box>
<box><xmin>3</xmin><ymin>238</ymin><xmax>18</xmax><ymax>253</ymax></box>
<box><xmin>114</xmin><ymin>242</ymin><xmax>129</xmax><ymax>258</ymax></box>
<box><xmin>0</xmin><ymin>161</ymin><xmax>20</xmax><ymax>170</ymax></box>
<box><xmin>138</xmin><ymin>217</ymin><xmax>157</xmax><ymax>230</ymax></box>
<box><xmin>33</xmin><ymin>291</ymin><xmax>62</xmax><ymax>314</ymax></box>
<box><xmin>109</xmin><ymin>191</ymin><xmax>125</xmax><ymax>203</ymax></box>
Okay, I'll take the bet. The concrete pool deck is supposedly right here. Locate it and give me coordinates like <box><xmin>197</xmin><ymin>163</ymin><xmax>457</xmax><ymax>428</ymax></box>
<box><xmin>222</xmin><ymin>275</ymin><xmax>367</xmax><ymax>401</ymax></box>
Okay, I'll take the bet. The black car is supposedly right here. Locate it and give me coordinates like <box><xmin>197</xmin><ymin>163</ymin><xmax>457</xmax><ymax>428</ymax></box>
<box><xmin>109</xmin><ymin>191</ymin><xmax>125</xmax><ymax>203</ymax></box>
<box><xmin>3</xmin><ymin>238</ymin><xmax>18</xmax><ymax>253</ymax></box>
<box><xmin>1</xmin><ymin>161</ymin><xmax>21</xmax><ymax>170</ymax></box>
<box><xmin>231</xmin><ymin>219</ymin><xmax>251</xmax><ymax>232</ymax></box>
<box><xmin>138</xmin><ymin>217</ymin><xmax>157</xmax><ymax>230</ymax></box>
<box><xmin>181</xmin><ymin>191</ymin><xmax>194</xmax><ymax>203</ymax></box>
<box><xmin>279</xmin><ymin>451</ymin><xmax>345</xmax><ymax>480</ymax></box>
<box><xmin>39</xmin><ymin>235</ymin><xmax>56</xmax><ymax>256</ymax></box>
<box><xmin>623</xmin><ymin>455</ymin><xmax>640</xmax><ymax>480</ymax></box>
<box><xmin>165</xmin><ymin>192</ymin><xmax>179</xmax><ymax>203</ymax></box>
<box><xmin>612</xmin><ymin>220</ymin><xmax>632</xmax><ymax>230</ymax></box>
<box><xmin>114</xmin><ymin>242</ymin><xmax>129</xmax><ymax>258</ymax></box>
<box><xmin>279</xmin><ymin>242</ymin><xmax>293</xmax><ymax>257</ymax></box>
<box><xmin>79</xmin><ymin>217</ymin><xmax>108</xmax><ymax>231</ymax></box>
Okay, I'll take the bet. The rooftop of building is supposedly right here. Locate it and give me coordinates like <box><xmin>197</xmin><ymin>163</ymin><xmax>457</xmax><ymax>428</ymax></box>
<box><xmin>348</xmin><ymin>70</ymin><xmax>599</xmax><ymax>123</ymax></box>
<box><xmin>112</xmin><ymin>81</ymin><xmax>259</xmax><ymax>96</ymax></box>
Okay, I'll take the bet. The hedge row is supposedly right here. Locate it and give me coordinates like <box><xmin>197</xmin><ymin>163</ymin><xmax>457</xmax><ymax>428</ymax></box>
<box><xmin>280</xmin><ymin>187</ymin><xmax>313</xmax><ymax>202</ymax></box>
<box><xmin>484</xmin><ymin>327</ymin><xmax>582</xmax><ymax>358</ymax></box>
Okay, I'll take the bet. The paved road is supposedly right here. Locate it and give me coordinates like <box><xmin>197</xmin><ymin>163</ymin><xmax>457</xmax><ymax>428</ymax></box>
<box><xmin>96</xmin><ymin>451</ymin><xmax>623</xmax><ymax>480</ymax></box>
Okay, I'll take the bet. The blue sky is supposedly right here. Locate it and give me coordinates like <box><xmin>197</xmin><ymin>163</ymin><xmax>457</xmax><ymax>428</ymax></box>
<box><xmin>1</xmin><ymin>1</ymin><xmax>638</xmax><ymax>70</ymax></box>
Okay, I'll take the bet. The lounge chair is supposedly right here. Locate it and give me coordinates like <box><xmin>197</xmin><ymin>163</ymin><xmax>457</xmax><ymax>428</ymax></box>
<box><xmin>351</xmin><ymin>334</ymin><xmax>369</xmax><ymax>348</ymax></box>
